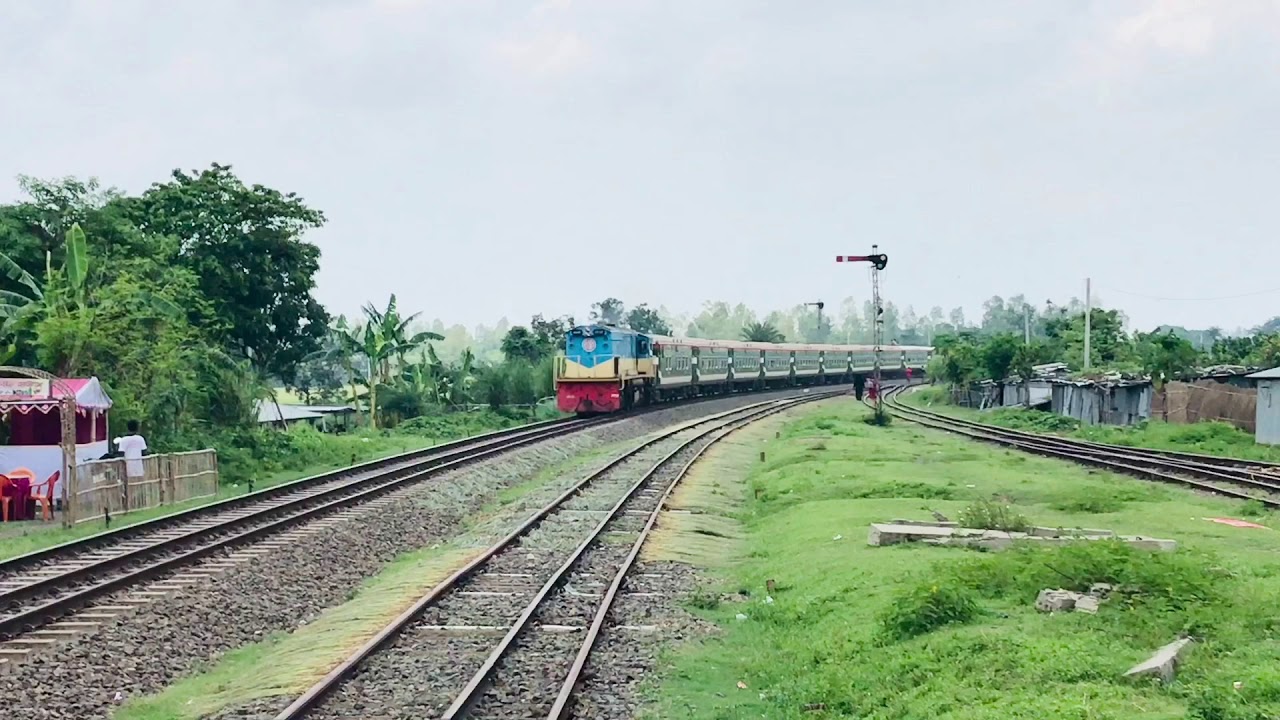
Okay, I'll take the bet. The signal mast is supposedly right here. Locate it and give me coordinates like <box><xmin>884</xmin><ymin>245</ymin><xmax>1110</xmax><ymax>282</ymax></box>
<box><xmin>835</xmin><ymin>246</ymin><xmax>889</xmax><ymax>420</ymax></box>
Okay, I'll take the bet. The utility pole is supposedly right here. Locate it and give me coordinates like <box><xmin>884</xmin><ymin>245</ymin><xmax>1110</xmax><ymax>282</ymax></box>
<box><xmin>836</xmin><ymin>248</ymin><xmax>889</xmax><ymax>419</ymax></box>
<box><xmin>1083</xmin><ymin>277</ymin><xmax>1092</xmax><ymax>371</ymax></box>
<box><xmin>1024</xmin><ymin>304</ymin><xmax>1031</xmax><ymax>345</ymax></box>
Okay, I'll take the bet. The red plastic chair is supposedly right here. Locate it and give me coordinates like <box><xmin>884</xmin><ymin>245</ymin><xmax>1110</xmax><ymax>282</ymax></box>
<box><xmin>0</xmin><ymin>475</ymin><xmax>11</xmax><ymax>523</ymax></box>
<box><xmin>30</xmin><ymin>471</ymin><xmax>60</xmax><ymax>522</ymax></box>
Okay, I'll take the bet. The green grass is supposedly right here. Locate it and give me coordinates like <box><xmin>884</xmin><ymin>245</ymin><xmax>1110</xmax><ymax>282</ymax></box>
<box><xmin>902</xmin><ymin>385</ymin><xmax>1280</xmax><ymax>464</ymax></box>
<box><xmin>646</xmin><ymin>399</ymin><xmax>1280</xmax><ymax>720</ymax></box>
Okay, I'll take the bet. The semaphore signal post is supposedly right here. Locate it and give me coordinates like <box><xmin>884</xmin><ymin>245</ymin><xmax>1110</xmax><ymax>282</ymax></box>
<box><xmin>835</xmin><ymin>246</ymin><xmax>889</xmax><ymax>419</ymax></box>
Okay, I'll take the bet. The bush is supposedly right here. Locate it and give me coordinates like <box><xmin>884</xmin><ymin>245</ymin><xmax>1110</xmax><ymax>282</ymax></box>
<box><xmin>957</xmin><ymin>498</ymin><xmax>1031</xmax><ymax>532</ymax></box>
<box><xmin>863</xmin><ymin>410</ymin><xmax>893</xmax><ymax>427</ymax></box>
<box><xmin>986</xmin><ymin>408</ymin><xmax>1080</xmax><ymax>433</ymax></box>
<box><xmin>943</xmin><ymin>540</ymin><xmax>1225</xmax><ymax>613</ymax></box>
<box><xmin>878</xmin><ymin>580</ymin><xmax>982</xmax><ymax>641</ymax></box>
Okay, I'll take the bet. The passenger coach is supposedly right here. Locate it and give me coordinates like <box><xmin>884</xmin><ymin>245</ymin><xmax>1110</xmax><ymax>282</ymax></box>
<box><xmin>554</xmin><ymin>324</ymin><xmax>932</xmax><ymax>415</ymax></box>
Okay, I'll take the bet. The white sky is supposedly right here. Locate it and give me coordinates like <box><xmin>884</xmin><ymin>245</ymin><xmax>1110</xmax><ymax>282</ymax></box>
<box><xmin>3</xmin><ymin>0</ymin><xmax>1279</xmax><ymax>332</ymax></box>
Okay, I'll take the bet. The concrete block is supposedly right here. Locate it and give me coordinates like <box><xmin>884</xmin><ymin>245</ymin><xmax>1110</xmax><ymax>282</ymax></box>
<box><xmin>1089</xmin><ymin>583</ymin><xmax>1113</xmax><ymax>599</ymax></box>
<box><xmin>888</xmin><ymin>519</ymin><xmax>959</xmax><ymax>528</ymax></box>
<box><xmin>1036</xmin><ymin>589</ymin><xmax>1078</xmax><ymax>612</ymax></box>
<box><xmin>1074</xmin><ymin>595</ymin><xmax>1100</xmax><ymax>614</ymax></box>
<box><xmin>867</xmin><ymin>523</ymin><xmax>955</xmax><ymax>546</ymax></box>
<box><xmin>869</xmin><ymin>522</ymin><xmax>1175</xmax><ymax>553</ymax></box>
<box><xmin>1028</xmin><ymin>526</ymin><xmax>1115</xmax><ymax>538</ymax></box>
<box><xmin>1125</xmin><ymin>638</ymin><xmax>1194</xmax><ymax>683</ymax></box>
<box><xmin>1125</xmin><ymin>537</ymin><xmax>1178</xmax><ymax>552</ymax></box>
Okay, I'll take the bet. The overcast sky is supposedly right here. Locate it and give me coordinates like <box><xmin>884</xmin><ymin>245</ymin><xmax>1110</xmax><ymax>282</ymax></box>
<box><xmin>2</xmin><ymin>0</ymin><xmax>1278</xmax><ymax>333</ymax></box>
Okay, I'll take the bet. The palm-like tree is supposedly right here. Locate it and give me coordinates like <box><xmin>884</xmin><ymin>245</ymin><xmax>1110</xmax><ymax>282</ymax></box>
<box><xmin>357</xmin><ymin>295</ymin><xmax>442</xmax><ymax>427</ymax></box>
<box><xmin>741</xmin><ymin>321</ymin><xmax>785</xmax><ymax>343</ymax></box>
<box><xmin>0</xmin><ymin>223</ymin><xmax>87</xmax><ymax>328</ymax></box>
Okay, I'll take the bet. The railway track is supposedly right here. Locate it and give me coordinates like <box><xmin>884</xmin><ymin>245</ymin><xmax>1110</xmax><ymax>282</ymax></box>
<box><xmin>881</xmin><ymin>385</ymin><xmax>1280</xmax><ymax>508</ymax></box>
<box><xmin>273</xmin><ymin>390</ymin><xmax>835</xmax><ymax>720</ymax></box>
<box><xmin>0</xmin><ymin>417</ymin><xmax>605</xmax><ymax>642</ymax></box>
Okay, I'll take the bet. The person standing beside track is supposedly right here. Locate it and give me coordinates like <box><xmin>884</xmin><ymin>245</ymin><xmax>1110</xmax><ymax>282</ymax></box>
<box><xmin>114</xmin><ymin>420</ymin><xmax>149</xmax><ymax>483</ymax></box>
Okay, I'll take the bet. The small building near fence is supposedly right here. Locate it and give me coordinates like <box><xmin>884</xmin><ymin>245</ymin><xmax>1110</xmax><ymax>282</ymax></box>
<box><xmin>1247</xmin><ymin>367</ymin><xmax>1280</xmax><ymax>445</ymax></box>
<box><xmin>255</xmin><ymin>401</ymin><xmax>357</xmax><ymax>431</ymax></box>
<box><xmin>256</xmin><ymin>401</ymin><xmax>325</xmax><ymax>428</ymax></box>
<box><xmin>1049</xmin><ymin>378</ymin><xmax>1152</xmax><ymax>426</ymax></box>
<box><xmin>1</xmin><ymin>377</ymin><xmax>113</xmax><ymax>502</ymax></box>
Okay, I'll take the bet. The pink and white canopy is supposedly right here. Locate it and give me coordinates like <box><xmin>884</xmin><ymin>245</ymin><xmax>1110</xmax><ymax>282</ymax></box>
<box><xmin>0</xmin><ymin>377</ymin><xmax>114</xmax><ymax>416</ymax></box>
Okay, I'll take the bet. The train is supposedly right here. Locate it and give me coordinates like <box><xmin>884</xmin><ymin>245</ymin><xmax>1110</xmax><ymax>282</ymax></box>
<box><xmin>553</xmin><ymin>324</ymin><xmax>933</xmax><ymax>414</ymax></box>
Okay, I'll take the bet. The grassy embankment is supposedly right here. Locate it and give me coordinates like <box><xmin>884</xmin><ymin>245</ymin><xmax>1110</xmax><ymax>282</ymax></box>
<box><xmin>644</xmin><ymin>398</ymin><xmax>1280</xmax><ymax>720</ymax></box>
<box><xmin>0</xmin><ymin>410</ymin><xmax>539</xmax><ymax>560</ymax></box>
<box><xmin>903</xmin><ymin>385</ymin><xmax>1280</xmax><ymax>464</ymax></box>
<box><xmin>114</xmin><ymin>433</ymin><xmax>638</xmax><ymax>720</ymax></box>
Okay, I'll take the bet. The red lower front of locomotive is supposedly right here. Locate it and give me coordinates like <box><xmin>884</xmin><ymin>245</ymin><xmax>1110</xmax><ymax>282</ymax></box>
<box><xmin>556</xmin><ymin>382</ymin><xmax>622</xmax><ymax>414</ymax></box>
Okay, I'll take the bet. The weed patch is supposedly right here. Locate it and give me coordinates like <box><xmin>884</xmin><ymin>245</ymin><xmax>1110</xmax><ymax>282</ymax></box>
<box><xmin>849</xmin><ymin>481</ymin><xmax>957</xmax><ymax>500</ymax></box>
<box><xmin>957</xmin><ymin>498</ymin><xmax>1030</xmax><ymax>532</ymax></box>
<box><xmin>878</xmin><ymin>580</ymin><xmax>982</xmax><ymax>641</ymax></box>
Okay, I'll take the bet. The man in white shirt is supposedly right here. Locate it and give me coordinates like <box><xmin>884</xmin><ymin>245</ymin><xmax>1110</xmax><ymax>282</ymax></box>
<box><xmin>114</xmin><ymin>420</ymin><xmax>148</xmax><ymax>479</ymax></box>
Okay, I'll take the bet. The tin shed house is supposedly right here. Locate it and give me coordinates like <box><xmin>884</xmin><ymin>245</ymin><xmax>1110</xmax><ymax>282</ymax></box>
<box><xmin>1247</xmin><ymin>368</ymin><xmax>1280</xmax><ymax>445</ymax></box>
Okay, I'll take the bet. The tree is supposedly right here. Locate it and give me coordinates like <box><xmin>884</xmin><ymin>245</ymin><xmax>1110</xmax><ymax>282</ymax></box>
<box><xmin>502</xmin><ymin>314</ymin><xmax>574</xmax><ymax>364</ymax></box>
<box><xmin>1044</xmin><ymin>308</ymin><xmax>1132</xmax><ymax>368</ymax></box>
<box><xmin>687</xmin><ymin>301</ymin><xmax>757</xmax><ymax>340</ymax></box>
<box><xmin>741</xmin><ymin>322</ymin><xmax>785</xmax><ymax>343</ymax></box>
<box><xmin>530</xmin><ymin>314</ymin><xmax>573</xmax><ymax>354</ymax></box>
<box><xmin>590</xmin><ymin>297</ymin><xmax>626</xmax><ymax>326</ymax></box>
<box><xmin>932</xmin><ymin>335</ymin><xmax>980</xmax><ymax>387</ymax></box>
<box><xmin>625</xmin><ymin>304</ymin><xmax>671</xmax><ymax>335</ymax></box>
<box><xmin>979</xmin><ymin>334</ymin><xmax>1021</xmax><ymax>383</ymax></box>
<box><xmin>1256</xmin><ymin>317</ymin><xmax>1280</xmax><ymax>335</ymax></box>
<box><xmin>341</xmin><ymin>295</ymin><xmax>443</xmax><ymax>428</ymax></box>
<box><xmin>125</xmin><ymin>163</ymin><xmax>330</xmax><ymax>382</ymax></box>
<box><xmin>1140</xmin><ymin>331</ymin><xmax>1200</xmax><ymax>421</ymax></box>
<box><xmin>500</xmin><ymin>326</ymin><xmax>543</xmax><ymax>363</ymax></box>
<box><xmin>1254</xmin><ymin>335</ymin><xmax>1280</xmax><ymax>370</ymax></box>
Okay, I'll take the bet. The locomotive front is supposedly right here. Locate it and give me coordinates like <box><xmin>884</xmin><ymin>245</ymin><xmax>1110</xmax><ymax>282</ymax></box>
<box><xmin>554</xmin><ymin>325</ymin><xmax>655</xmax><ymax>414</ymax></box>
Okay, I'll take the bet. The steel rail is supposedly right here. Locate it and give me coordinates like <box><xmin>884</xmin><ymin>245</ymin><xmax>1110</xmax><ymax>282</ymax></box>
<box><xmin>0</xmin><ymin>416</ymin><xmax>584</xmax><ymax>575</ymax></box>
<box><xmin>880</xmin><ymin>387</ymin><xmax>1280</xmax><ymax>507</ymax></box>
<box><xmin>887</xmin><ymin>387</ymin><xmax>1280</xmax><ymax>473</ymax></box>
<box><xmin>883</xmin><ymin>388</ymin><xmax>1280</xmax><ymax>482</ymax></box>
<box><xmin>1</xmin><ymin>386</ymin><xmax>855</xmax><ymax>576</ymax></box>
<box><xmin>545</xmin><ymin>403</ymin><xmax>771</xmax><ymax>718</ymax></box>
<box><xmin>0</xmin><ymin>417</ymin><xmax>605</xmax><ymax>639</ymax></box>
<box><xmin>440</xmin><ymin>395</ymin><xmax>819</xmax><ymax>719</ymax></box>
<box><xmin>273</xmin><ymin>390</ymin><xmax>839</xmax><ymax>720</ymax></box>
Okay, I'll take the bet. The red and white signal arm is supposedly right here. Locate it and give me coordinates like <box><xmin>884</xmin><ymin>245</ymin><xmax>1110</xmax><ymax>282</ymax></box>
<box><xmin>582</xmin><ymin>338</ymin><xmax>597</xmax><ymax>352</ymax></box>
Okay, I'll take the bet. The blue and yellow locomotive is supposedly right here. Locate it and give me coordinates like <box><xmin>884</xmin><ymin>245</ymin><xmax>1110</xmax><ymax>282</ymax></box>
<box><xmin>554</xmin><ymin>324</ymin><xmax>932</xmax><ymax>415</ymax></box>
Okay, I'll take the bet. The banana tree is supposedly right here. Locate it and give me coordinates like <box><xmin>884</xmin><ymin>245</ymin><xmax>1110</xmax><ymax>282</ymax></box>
<box><xmin>357</xmin><ymin>295</ymin><xmax>441</xmax><ymax>428</ymax></box>
<box><xmin>1</xmin><ymin>223</ymin><xmax>90</xmax><ymax>372</ymax></box>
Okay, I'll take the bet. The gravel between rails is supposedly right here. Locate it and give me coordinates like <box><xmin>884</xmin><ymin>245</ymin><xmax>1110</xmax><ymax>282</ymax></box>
<box><xmin>568</xmin><ymin>560</ymin><xmax>714</xmax><ymax>720</ymax></box>
<box><xmin>292</xmin><ymin>416</ymin><xmax>745</xmax><ymax>720</ymax></box>
<box><xmin>463</xmin><ymin>435</ymin><xmax>717</xmax><ymax>720</ymax></box>
<box><xmin>293</xmin><ymin>431</ymin><xmax>702</xmax><ymax>720</ymax></box>
<box><xmin>0</xmin><ymin>392</ymin><xmax>804</xmax><ymax>720</ymax></box>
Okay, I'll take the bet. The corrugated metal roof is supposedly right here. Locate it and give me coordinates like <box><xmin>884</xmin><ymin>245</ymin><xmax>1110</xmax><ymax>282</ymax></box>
<box><xmin>255</xmin><ymin>401</ymin><xmax>325</xmax><ymax>423</ymax></box>
<box><xmin>1246</xmin><ymin>367</ymin><xmax>1280</xmax><ymax>379</ymax></box>
<box><xmin>302</xmin><ymin>405</ymin><xmax>356</xmax><ymax>414</ymax></box>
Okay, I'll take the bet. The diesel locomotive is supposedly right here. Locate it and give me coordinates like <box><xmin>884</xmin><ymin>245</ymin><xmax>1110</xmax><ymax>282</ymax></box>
<box><xmin>553</xmin><ymin>324</ymin><xmax>932</xmax><ymax>414</ymax></box>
